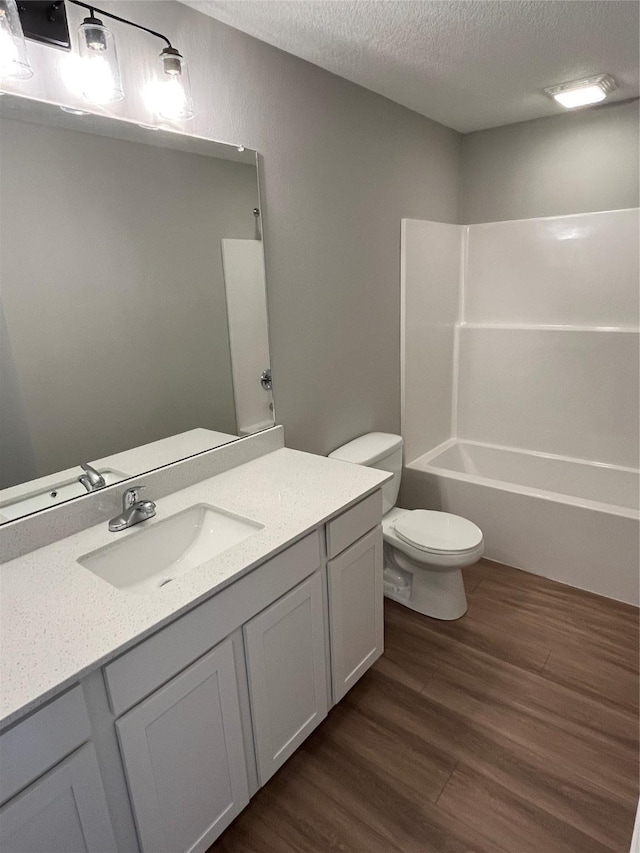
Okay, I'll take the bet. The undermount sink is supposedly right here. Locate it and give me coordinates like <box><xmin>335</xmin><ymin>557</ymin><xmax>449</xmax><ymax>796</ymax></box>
<box><xmin>78</xmin><ymin>504</ymin><xmax>264</xmax><ymax>595</ymax></box>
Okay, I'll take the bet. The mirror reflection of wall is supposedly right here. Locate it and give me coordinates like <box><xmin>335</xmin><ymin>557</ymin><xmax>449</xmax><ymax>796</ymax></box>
<box><xmin>0</xmin><ymin>107</ymin><xmax>272</xmax><ymax>503</ymax></box>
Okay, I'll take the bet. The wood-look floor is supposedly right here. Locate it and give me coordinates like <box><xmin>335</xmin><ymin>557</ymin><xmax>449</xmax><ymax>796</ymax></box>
<box><xmin>210</xmin><ymin>559</ymin><xmax>639</xmax><ymax>853</ymax></box>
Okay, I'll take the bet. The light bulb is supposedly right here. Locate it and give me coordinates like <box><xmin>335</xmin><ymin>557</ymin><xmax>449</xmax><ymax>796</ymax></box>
<box><xmin>153</xmin><ymin>47</ymin><xmax>194</xmax><ymax>120</ymax></box>
<box><xmin>81</xmin><ymin>53</ymin><xmax>120</xmax><ymax>103</ymax></box>
<box><xmin>77</xmin><ymin>16</ymin><xmax>123</xmax><ymax>104</ymax></box>
<box><xmin>0</xmin><ymin>0</ymin><xmax>33</xmax><ymax>80</ymax></box>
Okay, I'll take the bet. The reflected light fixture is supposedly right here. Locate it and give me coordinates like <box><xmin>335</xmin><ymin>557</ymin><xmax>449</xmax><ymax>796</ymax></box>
<box><xmin>60</xmin><ymin>105</ymin><xmax>89</xmax><ymax>114</ymax></box>
<box><xmin>0</xmin><ymin>0</ymin><xmax>33</xmax><ymax>80</ymax></box>
<box><xmin>544</xmin><ymin>74</ymin><xmax>616</xmax><ymax>109</ymax></box>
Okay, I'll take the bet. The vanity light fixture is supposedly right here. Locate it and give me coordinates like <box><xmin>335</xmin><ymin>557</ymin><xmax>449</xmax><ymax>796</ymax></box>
<box><xmin>155</xmin><ymin>45</ymin><xmax>194</xmax><ymax>120</ymax></box>
<box><xmin>76</xmin><ymin>8</ymin><xmax>123</xmax><ymax>103</ymax></box>
<box><xmin>0</xmin><ymin>0</ymin><xmax>33</xmax><ymax>80</ymax></box>
<box><xmin>11</xmin><ymin>0</ymin><xmax>195</xmax><ymax>119</ymax></box>
<box><xmin>544</xmin><ymin>74</ymin><xmax>616</xmax><ymax>109</ymax></box>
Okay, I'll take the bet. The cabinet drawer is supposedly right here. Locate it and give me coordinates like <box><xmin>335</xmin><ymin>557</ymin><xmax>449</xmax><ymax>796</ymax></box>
<box><xmin>105</xmin><ymin>531</ymin><xmax>321</xmax><ymax>716</ymax></box>
<box><xmin>0</xmin><ymin>686</ymin><xmax>90</xmax><ymax>805</ymax></box>
<box><xmin>326</xmin><ymin>491</ymin><xmax>382</xmax><ymax>559</ymax></box>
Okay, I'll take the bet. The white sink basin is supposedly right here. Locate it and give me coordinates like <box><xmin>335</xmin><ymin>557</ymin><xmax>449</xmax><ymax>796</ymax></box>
<box><xmin>78</xmin><ymin>504</ymin><xmax>264</xmax><ymax>595</ymax></box>
<box><xmin>0</xmin><ymin>469</ymin><xmax>128</xmax><ymax>521</ymax></box>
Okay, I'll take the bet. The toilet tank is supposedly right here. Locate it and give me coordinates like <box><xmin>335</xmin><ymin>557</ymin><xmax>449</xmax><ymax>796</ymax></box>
<box><xmin>328</xmin><ymin>433</ymin><xmax>403</xmax><ymax>514</ymax></box>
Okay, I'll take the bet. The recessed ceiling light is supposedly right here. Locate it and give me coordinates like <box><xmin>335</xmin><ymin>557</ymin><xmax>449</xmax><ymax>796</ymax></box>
<box><xmin>544</xmin><ymin>74</ymin><xmax>616</xmax><ymax>109</ymax></box>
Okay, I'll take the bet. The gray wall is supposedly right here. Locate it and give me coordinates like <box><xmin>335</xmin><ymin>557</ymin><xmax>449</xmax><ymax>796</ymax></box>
<box><xmin>461</xmin><ymin>99</ymin><xmax>639</xmax><ymax>224</ymax></box>
<box><xmin>0</xmin><ymin>117</ymin><xmax>258</xmax><ymax>486</ymax></box>
<box><xmin>1</xmin><ymin>0</ymin><xmax>462</xmax><ymax>457</ymax></box>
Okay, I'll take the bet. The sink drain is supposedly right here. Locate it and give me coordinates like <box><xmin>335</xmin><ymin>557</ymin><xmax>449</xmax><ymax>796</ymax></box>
<box><xmin>158</xmin><ymin>577</ymin><xmax>174</xmax><ymax>588</ymax></box>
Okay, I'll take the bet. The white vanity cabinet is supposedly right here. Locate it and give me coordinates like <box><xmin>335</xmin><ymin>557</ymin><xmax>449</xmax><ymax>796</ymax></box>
<box><xmin>0</xmin><ymin>687</ymin><xmax>117</xmax><ymax>853</ymax></box>
<box><xmin>326</xmin><ymin>493</ymin><xmax>384</xmax><ymax>703</ymax></box>
<box><xmin>104</xmin><ymin>530</ymin><xmax>324</xmax><ymax>853</ymax></box>
<box><xmin>1</xmin><ymin>481</ymin><xmax>386</xmax><ymax>853</ymax></box>
<box><xmin>0</xmin><ymin>744</ymin><xmax>117</xmax><ymax>853</ymax></box>
<box><xmin>115</xmin><ymin>637</ymin><xmax>249</xmax><ymax>853</ymax></box>
<box><xmin>244</xmin><ymin>571</ymin><xmax>328</xmax><ymax>784</ymax></box>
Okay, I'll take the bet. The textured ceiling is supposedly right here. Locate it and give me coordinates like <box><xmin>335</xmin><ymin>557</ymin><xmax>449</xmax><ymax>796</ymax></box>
<box><xmin>181</xmin><ymin>0</ymin><xmax>639</xmax><ymax>132</ymax></box>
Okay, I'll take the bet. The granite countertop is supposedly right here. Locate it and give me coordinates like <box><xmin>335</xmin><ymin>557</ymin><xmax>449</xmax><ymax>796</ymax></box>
<box><xmin>0</xmin><ymin>447</ymin><xmax>390</xmax><ymax>728</ymax></box>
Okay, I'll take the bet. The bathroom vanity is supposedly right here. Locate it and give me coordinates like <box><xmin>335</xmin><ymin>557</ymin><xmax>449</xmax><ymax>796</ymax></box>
<box><xmin>0</xmin><ymin>440</ymin><xmax>389</xmax><ymax>853</ymax></box>
<box><xmin>0</xmin><ymin>88</ymin><xmax>388</xmax><ymax>853</ymax></box>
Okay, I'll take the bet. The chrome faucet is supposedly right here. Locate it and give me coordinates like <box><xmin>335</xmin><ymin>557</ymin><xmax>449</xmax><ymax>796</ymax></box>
<box><xmin>109</xmin><ymin>486</ymin><xmax>156</xmax><ymax>532</ymax></box>
<box><xmin>78</xmin><ymin>463</ymin><xmax>106</xmax><ymax>492</ymax></box>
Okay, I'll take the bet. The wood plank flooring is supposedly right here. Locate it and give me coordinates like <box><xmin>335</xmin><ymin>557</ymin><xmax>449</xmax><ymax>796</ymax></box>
<box><xmin>210</xmin><ymin>559</ymin><xmax>639</xmax><ymax>853</ymax></box>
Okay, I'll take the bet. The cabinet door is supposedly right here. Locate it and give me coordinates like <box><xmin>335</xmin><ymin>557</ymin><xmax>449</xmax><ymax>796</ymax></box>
<box><xmin>244</xmin><ymin>572</ymin><xmax>328</xmax><ymax>785</ymax></box>
<box><xmin>116</xmin><ymin>638</ymin><xmax>249</xmax><ymax>853</ymax></box>
<box><xmin>0</xmin><ymin>744</ymin><xmax>117</xmax><ymax>853</ymax></box>
<box><xmin>328</xmin><ymin>525</ymin><xmax>384</xmax><ymax>703</ymax></box>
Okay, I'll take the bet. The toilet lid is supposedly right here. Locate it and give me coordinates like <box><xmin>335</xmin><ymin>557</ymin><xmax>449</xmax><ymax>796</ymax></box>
<box><xmin>394</xmin><ymin>510</ymin><xmax>483</xmax><ymax>554</ymax></box>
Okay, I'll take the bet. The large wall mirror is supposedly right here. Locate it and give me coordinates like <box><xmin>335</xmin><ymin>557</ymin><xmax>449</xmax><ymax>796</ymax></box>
<box><xmin>0</xmin><ymin>94</ymin><xmax>275</xmax><ymax>524</ymax></box>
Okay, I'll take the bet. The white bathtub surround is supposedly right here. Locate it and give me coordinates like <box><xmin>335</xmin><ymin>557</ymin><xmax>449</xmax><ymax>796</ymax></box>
<box><xmin>457</xmin><ymin>326</ymin><xmax>639</xmax><ymax>468</ymax></box>
<box><xmin>221</xmin><ymin>240</ymin><xmax>273</xmax><ymax>436</ymax></box>
<box><xmin>464</xmin><ymin>210</ymin><xmax>639</xmax><ymax>328</ymax></box>
<box><xmin>401</xmin><ymin>209</ymin><xmax>640</xmax><ymax>603</ymax></box>
<box><xmin>401</xmin><ymin>220</ymin><xmax>462</xmax><ymax>464</ymax></box>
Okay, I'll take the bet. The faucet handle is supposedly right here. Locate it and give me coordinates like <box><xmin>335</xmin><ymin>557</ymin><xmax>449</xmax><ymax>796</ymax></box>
<box><xmin>122</xmin><ymin>484</ymin><xmax>144</xmax><ymax>509</ymax></box>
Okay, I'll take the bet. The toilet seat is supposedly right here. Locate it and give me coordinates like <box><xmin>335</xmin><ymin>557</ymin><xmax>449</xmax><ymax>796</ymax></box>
<box><xmin>394</xmin><ymin>510</ymin><xmax>483</xmax><ymax>555</ymax></box>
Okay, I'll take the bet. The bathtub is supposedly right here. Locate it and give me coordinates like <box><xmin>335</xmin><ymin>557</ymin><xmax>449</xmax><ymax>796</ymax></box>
<box><xmin>401</xmin><ymin>440</ymin><xmax>639</xmax><ymax>605</ymax></box>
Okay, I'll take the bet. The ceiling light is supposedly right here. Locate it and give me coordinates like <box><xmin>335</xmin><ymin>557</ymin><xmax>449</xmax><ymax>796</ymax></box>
<box><xmin>544</xmin><ymin>74</ymin><xmax>616</xmax><ymax>109</ymax></box>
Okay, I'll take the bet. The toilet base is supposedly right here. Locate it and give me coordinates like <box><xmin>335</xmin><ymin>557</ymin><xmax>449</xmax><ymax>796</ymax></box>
<box><xmin>383</xmin><ymin>547</ymin><xmax>469</xmax><ymax>621</ymax></box>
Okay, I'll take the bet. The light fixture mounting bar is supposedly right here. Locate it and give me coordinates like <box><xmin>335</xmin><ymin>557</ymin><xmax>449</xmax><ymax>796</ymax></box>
<box><xmin>17</xmin><ymin>0</ymin><xmax>177</xmax><ymax>52</ymax></box>
<box><xmin>16</xmin><ymin>1</ymin><xmax>71</xmax><ymax>50</ymax></box>
<box><xmin>68</xmin><ymin>0</ymin><xmax>173</xmax><ymax>49</ymax></box>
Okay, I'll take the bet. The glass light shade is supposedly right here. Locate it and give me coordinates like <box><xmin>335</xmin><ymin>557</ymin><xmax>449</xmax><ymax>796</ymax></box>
<box><xmin>544</xmin><ymin>74</ymin><xmax>616</xmax><ymax>110</ymax></box>
<box><xmin>155</xmin><ymin>49</ymin><xmax>194</xmax><ymax>120</ymax></box>
<box><xmin>0</xmin><ymin>0</ymin><xmax>33</xmax><ymax>80</ymax></box>
<box><xmin>77</xmin><ymin>17</ymin><xmax>124</xmax><ymax>104</ymax></box>
<box><xmin>552</xmin><ymin>85</ymin><xmax>607</xmax><ymax>109</ymax></box>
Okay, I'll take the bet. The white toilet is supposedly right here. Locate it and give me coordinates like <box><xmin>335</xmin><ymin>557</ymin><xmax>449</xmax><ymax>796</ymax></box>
<box><xmin>329</xmin><ymin>433</ymin><xmax>484</xmax><ymax>620</ymax></box>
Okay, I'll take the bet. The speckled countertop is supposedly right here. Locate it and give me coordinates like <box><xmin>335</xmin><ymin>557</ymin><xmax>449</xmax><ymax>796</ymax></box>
<box><xmin>0</xmin><ymin>448</ymin><xmax>389</xmax><ymax>729</ymax></box>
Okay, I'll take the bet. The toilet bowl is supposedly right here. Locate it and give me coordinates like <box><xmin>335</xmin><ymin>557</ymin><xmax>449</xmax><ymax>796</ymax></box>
<box><xmin>329</xmin><ymin>433</ymin><xmax>484</xmax><ymax>621</ymax></box>
<box><xmin>381</xmin><ymin>507</ymin><xmax>484</xmax><ymax>620</ymax></box>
